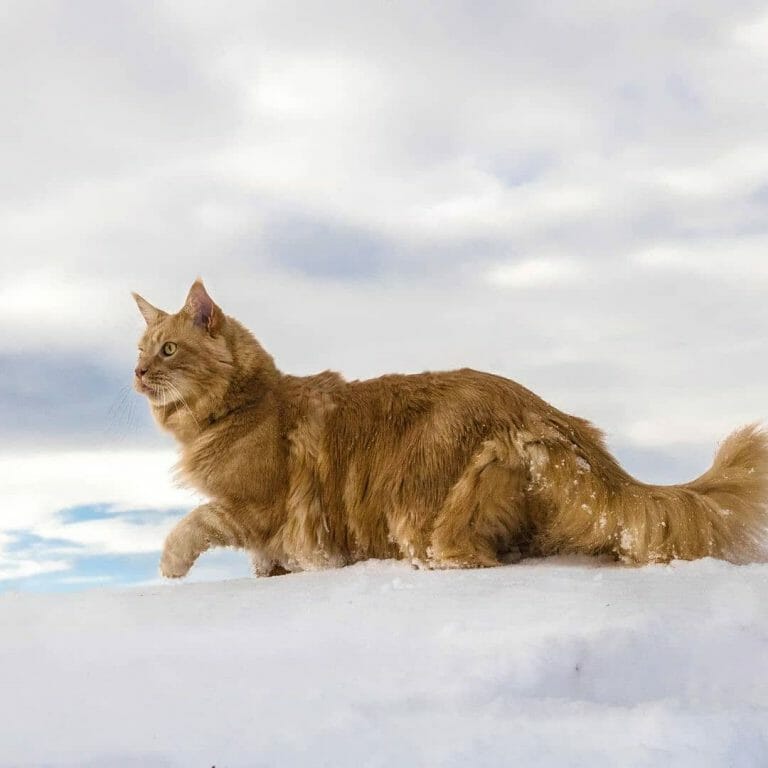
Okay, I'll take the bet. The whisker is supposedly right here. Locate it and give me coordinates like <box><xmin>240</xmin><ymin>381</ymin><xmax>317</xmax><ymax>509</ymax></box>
<box><xmin>105</xmin><ymin>385</ymin><xmax>139</xmax><ymax>440</ymax></box>
<box><xmin>166</xmin><ymin>381</ymin><xmax>200</xmax><ymax>428</ymax></box>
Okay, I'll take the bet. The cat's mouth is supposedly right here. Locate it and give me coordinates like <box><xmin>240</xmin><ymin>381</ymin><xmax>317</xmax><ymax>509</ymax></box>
<box><xmin>137</xmin><ymin>380</ymin><xmax>184</xmax><ymax>406</ymax></box>
<box><xmin>135</xmin><ymin>380</ymin><xmax>157</xmax><ymax>397</ymax></box>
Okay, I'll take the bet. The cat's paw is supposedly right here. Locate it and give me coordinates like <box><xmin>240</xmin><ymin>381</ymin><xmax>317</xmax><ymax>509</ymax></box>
<box><xmin>427</xmin><ymin>546</ymin><xmax>500</xmax><ymax>570</ymax></box>
<box><xmin>159</xmin><ymin>548</ymin><xmax>193</xmax><ymax>579</ymax></box>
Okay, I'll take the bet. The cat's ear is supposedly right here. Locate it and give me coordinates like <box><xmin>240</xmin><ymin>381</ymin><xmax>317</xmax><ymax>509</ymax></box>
<box><xmin>132</xmin><ymin>292</ymin><xmax>166</xmax><ymax>325</ymax></box>
<box><xmin>183</xmin><ymin>279</ymin><xmax>222</xmax><ymax>333</ymax></box>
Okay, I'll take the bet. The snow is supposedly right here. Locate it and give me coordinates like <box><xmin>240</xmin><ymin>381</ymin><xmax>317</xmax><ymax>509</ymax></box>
<box><xmin>2</xmin><ymin>557</ymin><xmax>767</xmax><ymax>767</ymax></box>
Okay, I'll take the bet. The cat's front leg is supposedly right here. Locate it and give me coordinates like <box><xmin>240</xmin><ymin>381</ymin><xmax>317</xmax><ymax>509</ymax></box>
<box><xmin>160</xmin><ymin>502</ymin><xmax>246</xmax><ymax>579</ymax></box>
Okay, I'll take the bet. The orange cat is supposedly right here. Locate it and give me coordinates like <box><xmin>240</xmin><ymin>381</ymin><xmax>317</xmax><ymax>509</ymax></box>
<box><xmin>132</xmin><ymin>280</ymin><xmax>768</xmax><ymax>578</ymax></box>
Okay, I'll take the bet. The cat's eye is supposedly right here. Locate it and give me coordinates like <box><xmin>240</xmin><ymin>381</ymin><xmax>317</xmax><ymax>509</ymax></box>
<box><xmin>161</xmin><ymin>341</ymin><xmax>177</xmax><ymax>357</ymax></box>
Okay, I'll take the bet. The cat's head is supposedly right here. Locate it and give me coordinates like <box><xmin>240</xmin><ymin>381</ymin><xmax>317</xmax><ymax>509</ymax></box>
<box><xmin>131</xmin><ymin>280</ymin><xmax>271</xmax><ymax>426</ymax></box>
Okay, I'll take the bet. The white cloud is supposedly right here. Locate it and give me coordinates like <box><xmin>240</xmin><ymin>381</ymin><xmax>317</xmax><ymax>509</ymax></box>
<box><xmin>0</xmin><ymin>269</ymin><xmax>123</xmax><ymax>352</ymax></box>
<box><xmin>486</xmin><ymin>258</ymin><xmax>582</xmax><ymax>289</ymax></box>
<box><xmin>0</xmin><ymin>449</ymin><xmax>199</xmax><ymax>581</ymax></box>
<box><xmin>251</xmin><ymin>53</ymin><xmax>378</xmax><ymax>120</ymax></box>
<box><xmin>0</xmin><ymin>559</ymin><xmax>71</xmax><ymax>582</ymax></box>
<box><xmin>731</xmin><ymin>9</ymin><xmax>768</xmax><ymax>54</ymax></box>
<box><xmin>0</xmin><ymin>450</ymin><xmax>198</xmax><ymax>532</ymax></box>
<box><xmin>34</xmin><ymin>517</ymin><xmax>175</xmax><ymax>556</ymax></box>
<box><xmin>624</xmin><ymin>417</ymin><xmax>751</xmax><ymax>450</ymax></box>
<box><xmin>648</xmin><ymin>145</ymin><xmax>768</xmax><ymax>199</ymax></box>
<box><xmin>631</xmin><ymin>237</ymin><xmax>768</xmax><ymax>282</ymax></box>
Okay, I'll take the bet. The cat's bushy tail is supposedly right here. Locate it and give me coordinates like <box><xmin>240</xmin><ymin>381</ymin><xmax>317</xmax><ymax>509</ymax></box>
<box><xmin>538</xmin><ymin>424</ymin><xmax>768</xmax><ymax>564</ymax></box>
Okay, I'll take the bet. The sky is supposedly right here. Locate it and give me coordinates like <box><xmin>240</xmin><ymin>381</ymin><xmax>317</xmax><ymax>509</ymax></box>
<box><xmin>2</xmin><ymin>0</ymin><xmax>768</xmax><ymax>591</ymax></box>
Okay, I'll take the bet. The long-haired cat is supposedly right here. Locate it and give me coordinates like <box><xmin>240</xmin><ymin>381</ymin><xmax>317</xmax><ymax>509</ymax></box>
<box><xmin>132</xmin><ymin>280</ymin><xmax>768</xmax><ymax>578</ymax></box>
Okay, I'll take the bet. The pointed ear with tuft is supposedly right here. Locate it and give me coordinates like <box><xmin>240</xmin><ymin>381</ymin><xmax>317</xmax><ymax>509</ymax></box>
<box><xmin>183</xmin><ymin>279</ymin><xmax>222</xmax><ymax>334</ymax></box>
<box><xmin>132</xmin><ymin>292</ymin><xmax>167</xmax><ymax>325</ymax></box>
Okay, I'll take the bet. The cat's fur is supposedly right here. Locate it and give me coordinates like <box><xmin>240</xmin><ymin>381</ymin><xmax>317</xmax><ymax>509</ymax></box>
<box><xmin>132</xmin><ymin>280</ymin><xmax>768</xmax><ymax>578</ymax></box>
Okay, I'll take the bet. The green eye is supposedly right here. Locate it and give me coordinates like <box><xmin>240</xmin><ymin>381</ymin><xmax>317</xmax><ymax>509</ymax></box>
<box><xmin>161</xmin><ymin>341</ymin><xmax>177</xmax><ymax>356</ymax></box>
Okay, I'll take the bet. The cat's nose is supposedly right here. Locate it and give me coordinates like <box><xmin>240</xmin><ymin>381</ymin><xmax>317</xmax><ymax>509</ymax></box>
<box><xmin>135</xmin><ymin>366</ymin><xmax>148</xmax><ymax>378</ymax></box>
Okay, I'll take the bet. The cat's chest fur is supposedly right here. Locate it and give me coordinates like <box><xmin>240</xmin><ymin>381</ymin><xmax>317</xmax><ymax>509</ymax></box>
<box><xmin>177</xmin><ymin>406</ymin><xmax>287</xmax><ymax>505</ymax></box>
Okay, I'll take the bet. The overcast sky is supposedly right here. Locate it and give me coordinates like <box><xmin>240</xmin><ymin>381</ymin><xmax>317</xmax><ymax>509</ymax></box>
<box><xmin>2</xmin><ymin>0</ymin><xmax>768</xmax><ymax>589</ymax></box>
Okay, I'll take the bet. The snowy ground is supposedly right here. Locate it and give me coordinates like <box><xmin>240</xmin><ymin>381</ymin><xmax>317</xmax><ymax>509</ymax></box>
<box><xmin>2</xmin><ymin>557</ymin><xmax>767</xmax><ymax>767</ymax></box>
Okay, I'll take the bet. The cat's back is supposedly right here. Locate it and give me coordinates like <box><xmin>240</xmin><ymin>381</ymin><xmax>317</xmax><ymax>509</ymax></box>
<box><xmin>336</xmin><ymin>367</ymin><xmax>547</xmax><ymax>429</ymax></box>
<box><xmin>284</xmin><ymin>364</ymin><xmax>597</xmax><ymax>468</ymax></box>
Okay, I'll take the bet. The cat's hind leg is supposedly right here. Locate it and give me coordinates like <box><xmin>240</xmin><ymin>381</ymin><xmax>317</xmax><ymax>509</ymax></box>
<box><xmin>429</xmin><ymin>437</ymin><xmax>528</xmax><ymax>569</ymax></box>
<box><xmin>160</xmin><ymin>503</ymin><xmax>248</xmax><ymax>578</ymax></box>
<box><xmin>250</xmin><ymin>549</ymin><xmax>290</xmax><ymax>577</ymax></box>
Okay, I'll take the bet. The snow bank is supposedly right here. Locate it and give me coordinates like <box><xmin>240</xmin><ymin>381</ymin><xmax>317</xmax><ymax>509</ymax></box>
<box><xmin>1</xmin><ymin>557</ymin><xmax>767</xmax><ymax>767</ymax></box>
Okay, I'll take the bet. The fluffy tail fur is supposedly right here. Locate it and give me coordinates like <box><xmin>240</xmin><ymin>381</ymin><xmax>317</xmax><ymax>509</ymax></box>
<box><xmin>536</xmin><ymin>424</ymin><xmax>768</xmax><ymax>564</ymax></box>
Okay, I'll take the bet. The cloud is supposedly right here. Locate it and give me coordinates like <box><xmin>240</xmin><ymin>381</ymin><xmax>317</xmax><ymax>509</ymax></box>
<box><xmin>0</xmin><ymin>352</ymin><xmax>155</xmax><ymax>447</ymax></box>
<box><xmin>485</xmin><ymin>258</ymin><xmax>582</xmax><ymax>289</ymax></box>
<box><xmin>263</xmin><ymin>213</ymin><xmax>390</xmax><ymax>279</ymax></box>
<box><xmin>0</xmin><ymin>449</ymin><xmax>198</xmax><ymax>530</ymax></box>
<box><xmin>624</xmin><ymin>417</ymin><xmax>749</xmax><ymax>450</ymax></box>
<box><xmin>0</xmin><ymin>557</ymin><xmax>71</xmax><ymax>582</ymax></box>
<box><xmin>35</xmin><ymin>513</ymin><xmax>177</xmax><ymax>556</ymax></box>
<box><xmin>0</xmin><ymin>448</ymin><xmax>202</xmax><ymax>589</ymax></box>
<box><xmin>0</xmin><ymin>521</ymin><xmax>253</xmax><ymax>591</ymax></box>
<box><xmin>631</xmin><ymin>237</ymin><xmax>768</xmax><ymax>282</ymax></box>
